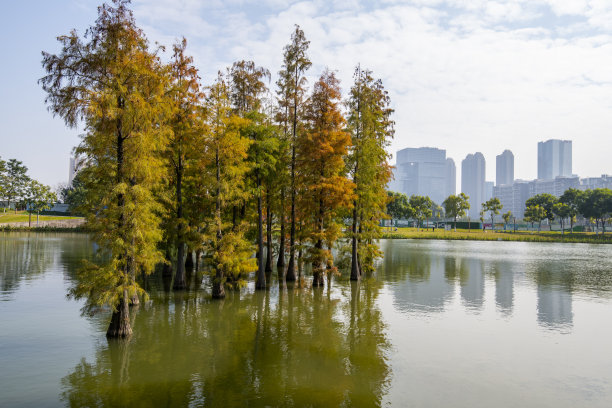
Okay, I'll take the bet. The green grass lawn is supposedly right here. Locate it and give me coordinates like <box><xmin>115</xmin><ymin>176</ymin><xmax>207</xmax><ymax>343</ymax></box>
<box><xmin>0</xmin><ymin>211</ymin><xmax>82</xmax><ymax>224</ymax></box>
<box><xmin>382</xmin><ymin>227</ymin><xmax>612</xmax><ymax>244</ymax></box>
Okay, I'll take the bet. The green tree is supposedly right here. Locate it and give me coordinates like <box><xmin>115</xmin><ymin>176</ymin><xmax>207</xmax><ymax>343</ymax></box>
<box><xmin>482</xmin><ymin>197</ymin><xmax>503</xmax><ymax>230</ymax></box>
<box><xmin>442</xmin><ymin>193</ymin><xmax>470</xmax><ymax>232</ymax></box>
<box><xmin>409</xmin><ymin>195</ymin><xmax>433</xmax><ymax>232</ymax></box>
<box><xmin>502</xmin><ymin>210</ymin><xmax>512</xmax><ymax>231</ymax></box>
<box><xmin>524</xmin><ymin>205</ymin><xmax>546</xmax><ymax>231</ymax></box>
<box><xmin>0</xmin><ymin>157</ymin><xmax>6</xmax><ymax>210</ymax></box>
<box><xmin>300</xmin><ymin>69</ymin><xmax>354</xmax><ymax>287</ymax></box>
<box><xmin>277</xmin><ymin>25</ymin><xmax>312</xmax><ymax>282</ymax></box>
<box><xmin>229</xmin><ymin>60</ymin><xmax>275</xmax><ymax>290</ymax></box>
<box><xmin>4</xmin><ymin>159</ymin><xmax>30</xmax><ymax>213</ymax></box>
<box><xmin>553</xmin><ymin>202</ymin><xmax>571</xmax><ymax>235</ymax></box>
<box><xmin>580</xmin><ymin>188</ymin><xmax>612</xmax><ymax>235</ymax></box>
<box><xmin>201</xmin><ymin>73</ymin><xmax>257</xmax><ymax>298</ymax></box>
<box><xmin>346</xmin><ymin>66</ymin><xmax>394</xmax><ymax>280</ymax></box>
<box><xmin>24</xmin><ymin>180</ymin><xmax>57</xmax><ymax>227</ymax></box>
<box><xmin>386</xmin><ymin>191</ymin><xmax>411</xmax><ymax>228</ymax></box>
<box><xmin>559</xmin><ymin>188</ymin><xmax>582</xmax><ymax>234</ymax></box>
<box><xmin>40</xmin><ymin>0</ymin><xmax>170</xmax><ymax>337</ymax></box>
<box><xmin>479</xmin><ymin>210</ymin><xmax>486</xmax><ymax>231</ymax></box>
<box><xmin>165</xmin><ymin>38</ymin><xmax>204</xmax><ymax>290</ymax></box>
<box><xmin>525</xmin><ymin>193</ymin><xmax>557</xmax><ymax>230</ymax></box>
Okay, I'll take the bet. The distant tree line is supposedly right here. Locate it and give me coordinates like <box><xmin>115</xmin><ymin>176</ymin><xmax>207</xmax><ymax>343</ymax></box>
<box><xmin>387</xmin><ymin>187</ymin><xmax>612</xmax><ymax>235</ymax></box>
<box><xmin>40</xmin><ymin>0</ymin><xmax>394</xmax><ymax>337</ymax></box>
<box><xmin>0</xmin><ymin>156</ymin><xmax>57</xmax><ymax>225</ymax></box>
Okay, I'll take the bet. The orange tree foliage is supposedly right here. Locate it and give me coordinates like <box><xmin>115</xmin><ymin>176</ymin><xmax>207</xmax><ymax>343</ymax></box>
<box><xmin>299</xmin><ymin>69</ymin><xmax>354</xmax><ymax>286</ymax></box>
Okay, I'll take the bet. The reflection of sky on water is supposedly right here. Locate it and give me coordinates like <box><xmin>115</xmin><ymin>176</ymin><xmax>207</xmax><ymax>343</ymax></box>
<box><xmin>379</xmin><ymin>239</ymin><xmax>612</xmax><ymax>332</ymax></box>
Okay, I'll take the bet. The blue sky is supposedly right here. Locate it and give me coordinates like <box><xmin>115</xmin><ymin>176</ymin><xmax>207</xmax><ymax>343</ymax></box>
<box><xmin>2</xmin><ymin>0</ymin><xmax>612</xmax><ymax>189</ymax></box>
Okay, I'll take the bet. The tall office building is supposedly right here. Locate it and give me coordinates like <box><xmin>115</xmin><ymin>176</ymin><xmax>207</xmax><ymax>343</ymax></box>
<box><xmin>461</xmin><ymin>152</ymin><xmax>486</xmax><ymax>218</ymax></box>
<box><xmin>393</xmin><ymin>147</ymin><xmax>455</xmax><ymax>204</ymax></box>
<box><xmin>69</xmin><ymin>157</ymin><xmax>77</xmax><ymax>185</ymax></box>
<box><xmin>496</xmin><ymin>150</ymin><xmax>514</xmax><ymax>186</ymax></box>
<box><xmin>537</xmin><ymin>139</ymin><xmax>572</xmax><ymax>180</ymax></box>
<box><xmin>445</xmin><ymin>158</ymin><xmax>456</xmax><ymax>197</ymax></box>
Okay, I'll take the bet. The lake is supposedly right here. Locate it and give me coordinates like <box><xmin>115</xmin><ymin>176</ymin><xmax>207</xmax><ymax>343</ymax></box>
<box><xmin>1</xmin><ymin>233</ymin><xmax>612</xmax><ymax>407</ymax></box>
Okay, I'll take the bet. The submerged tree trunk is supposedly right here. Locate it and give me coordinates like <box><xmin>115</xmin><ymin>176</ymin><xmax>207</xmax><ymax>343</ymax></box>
<box><xmin>107</xmin><ymin>289</ymin><xmax>132</xmax><ymax>338</ymax></box>
<box><xmin>212</xmin><ymin>145</ymin><xmax>225</xmax><ymax>299</ymax></box>
<box><xmin>265</xmin><ymin>191</ymin><xmax>273</xmax><ymax>274</ymax></box>
<box><xmin>350</xmin><ymin>200</ymin><xmax>360</xmax><ymax>281</ymax></box>
<box><xmin>256</xmin><ymin>171</ymin><xmax>266</xmax><ymax>290</ymax></box>
<box><xmin>313</xmin><ymin>190</ymin><xmax>325</xmax><ymax>287</ymax></box>
<box><xmin>277</xmin><ymin>188</ymin><xmax>286</xmax><ymax>270</ymax></box>
<box><xmin>174</xmin><ymin>156</ymin><xmax>187</xmax><ymax>290</ymax></box>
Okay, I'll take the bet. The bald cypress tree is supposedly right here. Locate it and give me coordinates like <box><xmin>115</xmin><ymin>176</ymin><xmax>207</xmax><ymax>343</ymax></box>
<box><xmin>40</xmin><ymin>0</ymin><xmax>170</xmax><ymax>337</ymax></box>
<box><xmin>300</xmin><ymin>70</ymin><xmax>354</xmax><ymax>287</ymax></box>
<box><xmin>277</xmin><ymin>25</ymin><xmax>311</xmax><ymax>282</ymax></box>
<box><xmin>346</xmin><ymin>66</ymin><xmax>394</xmax><ymax>280</ymax></box>
<box><xmin>163</xmin><ymin>38</ymin><xmax>204</xmax><ymax>290</ymax></box>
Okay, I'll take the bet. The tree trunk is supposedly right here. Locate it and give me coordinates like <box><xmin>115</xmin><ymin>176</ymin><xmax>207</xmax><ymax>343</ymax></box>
<box><xmin>212</xmin><ymin>144</ymin><xmax>225</xmax><ymax>299</ymax></box>
<box><xmin>28</xmin><ymin>212</ymin><xmax>32</xmax><ymax>228</ymax></box>
<box><xmin>106</xmin><ymin>289</ymin><xmax>132</xmax><ymax>338</ymax></box>
<box><xmin>256</xmin><ymin>170</ymin><xmax>266</xmax><ymax>290</ymax></box>
<box><xmin>350</xmin><ymin>200</ymin><xmax>360</xmax><ymax>281</ymax></box>
<box><xmin>286</xmin><ymin>145</ymin><xmax>297</xmax><ymax>281</ymax></box>
<box><xmin>174</xmin><ymin>155</ymin><xmax>187</xmax><ymax>290</ymax></box>
<box><xmin>37</xmin><ymin>212</ymin><xmax>39</xmax><ymax>227</ymax></box>
<box><xmin>265</xmin><ymin>192</ymin><xmax>273</xmax><ymax>274</ymax></box>
<box><xmin>277</xmin><ymin>188</ymin><xmax>286</xmax><ymax>270</ymax></box>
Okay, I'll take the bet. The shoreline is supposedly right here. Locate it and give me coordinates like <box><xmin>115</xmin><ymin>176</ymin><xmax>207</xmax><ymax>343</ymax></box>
<box><xmin>382</xmin><ymin>229</ymin><xmax>612</xmax><ymax>244</ymax></box>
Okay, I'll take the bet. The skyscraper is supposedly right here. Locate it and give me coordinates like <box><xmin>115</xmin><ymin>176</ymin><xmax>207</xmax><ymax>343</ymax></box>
<box><xmin>537</xmin><ymin>139</ymin><xmax>572</xmax><ymax>180</ymax></box>
<box><xmin>445</xmin><ymin>158</ymin><xmax>456</xmax><ymax>197</ymax></box>
<box><xmin>461</xmin><ymin>152</ymin><xmax>485</xmax><ymax>218</ymax></box>
<box><xmin>69</xmin><ymin>157</ymin><xmax>77</xmax><ymax>185</ymax></box>
<box><xmin>393</xmin><ymin>147</ymin><xmax>455</xmax><ymax>204</ymax></box>
<box><xmin>496</xmin><ymin>149</ymin><xmax>514</xmax><ymax>186</ymax></box>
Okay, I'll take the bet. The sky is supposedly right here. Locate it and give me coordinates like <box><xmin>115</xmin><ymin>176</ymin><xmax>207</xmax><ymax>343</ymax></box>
<box><xmin>1</xmin><ymin>0</ymin><xmax>612</xmax><ymax>191</ymax></box>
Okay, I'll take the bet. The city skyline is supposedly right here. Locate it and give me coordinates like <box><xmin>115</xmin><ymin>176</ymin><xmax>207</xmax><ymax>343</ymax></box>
<box><xmin>2</xmin><ymin>1</ymin><xmax>612</xmax><ymax>188</ymax></box>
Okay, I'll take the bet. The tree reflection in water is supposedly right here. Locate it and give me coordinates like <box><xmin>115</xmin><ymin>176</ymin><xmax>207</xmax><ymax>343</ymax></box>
<box><xmin>60</xmin><ymin>274</ymin><xmax>390</xmax><ymax>407</ymax></box>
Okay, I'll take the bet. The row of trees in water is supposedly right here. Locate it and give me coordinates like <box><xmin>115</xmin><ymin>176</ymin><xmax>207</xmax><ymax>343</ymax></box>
<box><xmin>387</xmin><ymin>187</ymin><xmax>612</xmax><ymax>234</ymax></box>
<box><xmin>40</xmin><ymin>0</ymin><xmax>393</xmax><ymax>337</ymax></box>
<box><xmin>0</xmin><ymin>157</ymin><xmax>57</xmax><ymax>224</ymax></box>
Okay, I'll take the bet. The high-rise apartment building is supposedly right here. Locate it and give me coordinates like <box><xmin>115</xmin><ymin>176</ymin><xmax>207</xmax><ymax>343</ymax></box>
<box><xmin>461</xmin><ymin>152</ymin><xmax>486</xmax><ymax>218</ymax></box>
<box><xmin>537</xmin><ymin>139</ymin><xmax>572</xmax><ymax>180</ymax></box>
<box><xmin>496</xmin><ymin>150</ymin><xmax>514</xmax><ymax>186</ymax></box>
<box><xmin>446</xmin><ymin>158</ymin><xmax>456</xmax><ymax>197</ymax></box>
<box><xmin>392</xmin><ymin>147</ymin><xmax>456</xmax><ymax>204</ymax></box>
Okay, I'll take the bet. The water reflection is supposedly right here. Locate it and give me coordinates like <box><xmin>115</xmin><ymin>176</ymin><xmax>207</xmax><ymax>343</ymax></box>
<box><xmin>60</xmin><ymin>280</ymin><xmax>390</xmax><ymax>407</ymax></box>
<box><xmin>379</xmin><ymin>240</ymin><xmax>612</xmax><ymax>332</ymax></box>
<box><xmin>0</xmin><ymin>232</ymin><xmax>92</xmax><ymax>300</ymax></box>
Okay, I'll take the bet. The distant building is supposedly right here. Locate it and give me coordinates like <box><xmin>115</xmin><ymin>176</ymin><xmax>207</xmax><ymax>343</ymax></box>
<box><xmin>484</xmin><ymin>181</ymin><xmax>494</xmax><ymax>202</ymax></box>
<box><xmin>446</xmin><ymin>158</ymin><xmax>456</xmax><ymax>197</ymax></box>
<box><xmin>461</xmin><ymin>152</ymin><xmax>486</xmax><ymax>218</ymax></box>
<box><xmin>581</xmin><ymin>174</ymin><xmax>612</xmax><ymax>190</ymax></box>
<box><xmin>537</xmin><ymin>139</ymin><xmax>572</xmax><ymax>180</ymax></box>
<box><xmin>496</xmin><ymin>150</ymin><xmax>514</xmax><ymax>186</ymax></box>
<box><xmin>69</xmin><ymin>157</ymin><xmax>77</xmax><ymax>185</ymax></box>
<box><xmin>392</xmin><ymin>147</ymin><xmax>455</xmax><ymax>204</ymax></box>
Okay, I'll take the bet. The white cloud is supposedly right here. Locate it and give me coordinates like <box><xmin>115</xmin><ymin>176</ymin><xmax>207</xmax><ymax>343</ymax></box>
<box><xmin>129</xmin><ymin>0</ymin><xmax>612</xmax><ymax>186</ymax></box>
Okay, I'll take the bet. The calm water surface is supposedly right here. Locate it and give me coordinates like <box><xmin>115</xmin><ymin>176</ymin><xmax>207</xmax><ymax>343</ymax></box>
<box><xmin>1</xmin><ymin>233</ymin><xmax>612</xmax><ymax>407</ymax></box>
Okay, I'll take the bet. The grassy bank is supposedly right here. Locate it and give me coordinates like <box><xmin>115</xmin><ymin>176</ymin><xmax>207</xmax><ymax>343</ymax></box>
<box><xmin>0</xmin><ymin>211</ymin><xmax>82</xmax><ymax>224</ymax></box>
<box><xmin>382</xmin><ymin>227</ymin><xmax>612</xmax><ymax>244</ymax></box>
<box><xmin>0</xmin><ymin>225</ymin><xmax>89</xmax><ymax>233</ymax></box>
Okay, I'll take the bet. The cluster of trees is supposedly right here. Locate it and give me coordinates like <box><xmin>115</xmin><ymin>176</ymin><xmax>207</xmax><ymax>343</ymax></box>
<box><xmin>388</xmin><ymin>187</ymin><xmax>612</xmax><ymax>235</ymax></box>
<box><xmin>0</xmin><ymin>156</ymin><xmax>57</xmax><ymax>225</ymax></box>
<box><xmin>525</xmin><ymin>189</ymin><xmax>612</xmax><ymax>234</ymax></box>
<box><xmin>40</xmin><ymin>0</ymin><xmax>393</xmax><ymax>337</ymax></box>
<box><xmin>388</xmin><ymin>191</ymin><xmax>510</xmax><ymax>232</ymax></box>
